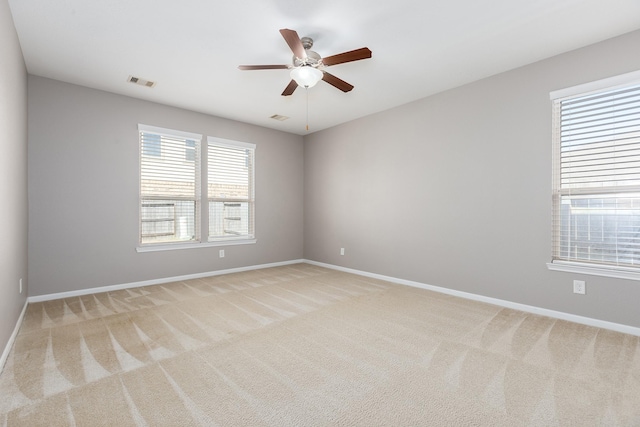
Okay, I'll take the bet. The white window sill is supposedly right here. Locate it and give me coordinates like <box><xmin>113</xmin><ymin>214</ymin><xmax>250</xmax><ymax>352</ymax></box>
<box><xmin>547</xmin><ymin>261</ymin><xmax>640</xmax><ymax>281</ymax></box>
<box><xmin>137</xmin><ymin>238</ymin><xmax>256</xmax><ymax>253</ymax></box>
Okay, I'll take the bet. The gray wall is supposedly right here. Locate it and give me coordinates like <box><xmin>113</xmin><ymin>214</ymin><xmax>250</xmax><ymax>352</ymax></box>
<box><xmin>304</xmin><ymin>29</ymin><xmax>640</xmax><ymax>328</ymax></box>
<box><xmin>28</xmin><ymin>77</ymin><xmax>304</xmax><ymax>296</ymax></box>
<box><xmin>0</xmin><ymin>0</ymin><xmax>28</xmax><ymax>354</ymax></box>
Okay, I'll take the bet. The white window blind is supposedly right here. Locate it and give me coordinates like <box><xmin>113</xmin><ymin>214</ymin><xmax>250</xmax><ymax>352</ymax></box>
<box><xmin>207</xmin><ymin>137</ymin><xmax>255</xmax><ymax>241</ymax></box>
<box><xmin>551</xmin><ymin>78</ymin><xmax>640</xmax><ymax>269</ymax></box>
<box><xmin>139</xmin><ymin>125</ymin><xmax>202</xmax><ymax>245</ymax></box>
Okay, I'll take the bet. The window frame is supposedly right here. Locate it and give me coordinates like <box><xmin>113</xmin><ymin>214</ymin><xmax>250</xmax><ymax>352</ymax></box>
<box><xmin>138</xmin><ymin>124</ymin><xmax>202</xmax><ymax>248</ymax></box>
<box><xmin>547</xmin><ymin>70</ymin><xmax>640</xmax><ymax>280</ymax></box>
<box><xmin>136</xmin><ymin>125</ymin><xmax>256</xmax><ymax>252</ymax></box>
<box><xmin>207</xmin><ymin>136</ymin><xmax>256</xmax><ymax>243</ymax></box>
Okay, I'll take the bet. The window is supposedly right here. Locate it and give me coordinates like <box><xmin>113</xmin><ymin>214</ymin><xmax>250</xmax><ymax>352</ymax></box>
<box><xmin>208</xmin><ymin>137</ymin><xmax>255</xmax><ymax>241</ymax></box>
<box><xmin>138</xmin><ymin>125</ymin><xmax>255</xmax><ymax>250</ymax></box>
<box><xmin>139</xmin><ymin>125</ymin><xmax>201</xmax><ymax>245</ymax></box>
<box><xmin>550</xmin><ymin>71</ymin><xmax>640</xmax><ymax>277</ymax></box>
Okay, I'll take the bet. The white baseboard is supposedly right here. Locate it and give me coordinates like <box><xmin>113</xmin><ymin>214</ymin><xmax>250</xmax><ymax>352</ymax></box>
<box><xmin>28</xmin><ymin>259</ymin><xmax>306</xmax><ymax>303</ymax></box>
<box><xmin>1</xmin><ymin>299</ymin><xmax>29</xmax><ymax>374</ymax></box>
<box><xmin>304</xmin><ymin>260</ymin><xmax>640</xmax><ymax>337</ymax></box>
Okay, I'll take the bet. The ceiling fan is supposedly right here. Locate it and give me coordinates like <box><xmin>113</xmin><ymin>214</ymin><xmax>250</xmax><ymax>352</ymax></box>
<box><xmin>238</xmin><ymin>28</ymin><xmax>372</xmax><ymax>96</ymax></box>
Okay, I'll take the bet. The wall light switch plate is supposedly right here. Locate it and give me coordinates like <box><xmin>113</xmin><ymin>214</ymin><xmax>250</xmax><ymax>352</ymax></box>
<box><xmin>219</xmin><ymin>249</ymin><xmax>225</xmax><ymax>258</ymax></box>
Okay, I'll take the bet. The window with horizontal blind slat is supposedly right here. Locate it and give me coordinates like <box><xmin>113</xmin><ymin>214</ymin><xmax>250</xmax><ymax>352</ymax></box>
<box><xmin>207</xmin><ymin>138</ymin><xmax>255</xmax><ymax>241</ymax></box>
<box><xmin>139</xmin><ymin>127</ymin><xmax>201</xmax><ymax>245</ymax></box>
<box><xmin>552</xmin><ymin>80</ymin><xmax>640</xmax><ymax>269</ymax></box>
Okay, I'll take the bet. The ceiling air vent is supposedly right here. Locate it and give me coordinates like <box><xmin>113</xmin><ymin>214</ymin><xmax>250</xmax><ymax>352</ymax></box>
<box><xmin>127</xmin><ymin>75</ymin><xmax>156</xmax><ymax>88</ymax></box>
<box><xmin>270</xmin><ymin>114</ymin><xmax>289</xmax><ymax>121</ymax></box>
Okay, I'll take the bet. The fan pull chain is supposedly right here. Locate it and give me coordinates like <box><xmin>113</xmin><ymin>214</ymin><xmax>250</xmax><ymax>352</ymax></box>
<box><xmin>306</xmin><ymin>87</ymin><xmax>309</xmax><ymax>131</ymax></box>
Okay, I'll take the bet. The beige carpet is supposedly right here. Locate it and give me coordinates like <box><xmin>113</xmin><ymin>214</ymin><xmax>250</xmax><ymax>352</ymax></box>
<box><xmin>1</xmin><ymin>264</ymin><xmax>639</xmax><ymax>426</ymax></box>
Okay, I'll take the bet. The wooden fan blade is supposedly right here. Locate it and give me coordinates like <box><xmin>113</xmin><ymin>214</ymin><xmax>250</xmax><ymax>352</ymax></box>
<box><xmin>238</xmin><ymin>64</ymin><xmax>289</xmax><ymax>70</ymax></box>
<box><xmin>279</xmin><ymin>28</ymin><xmax>306</xmax><ymax>59</ymax></box>
<box><xmin>281</xmin><ymin>80</ymin><xmax>298</xmax><ymax>96</ymax></box>
<box><xmin>322</xmin><ymin>72</ymin><xmax>354</xmax><ymax>92</ymax></box>
<box><xmin>322</xmin><ymin>47</ymin><xmax>372</xmax><ymax>67</ymax></box>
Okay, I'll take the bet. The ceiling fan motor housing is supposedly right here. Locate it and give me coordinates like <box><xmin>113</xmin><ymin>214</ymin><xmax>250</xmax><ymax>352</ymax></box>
<box><xmin>294</xmin><ymin>37</ymin><xmax>321</xmax><ymax>67</ymax></box>
<box><xmin>294</xmin><ymin>49</ymin><xmax>322</xmax><ymax>68</ymax></box>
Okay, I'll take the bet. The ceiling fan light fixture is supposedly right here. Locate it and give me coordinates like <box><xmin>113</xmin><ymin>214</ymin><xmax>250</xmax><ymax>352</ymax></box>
<box><xmin>290</xmin><ymin>66</ymin><xmax>323</xmax><ymax>88</ymax></box>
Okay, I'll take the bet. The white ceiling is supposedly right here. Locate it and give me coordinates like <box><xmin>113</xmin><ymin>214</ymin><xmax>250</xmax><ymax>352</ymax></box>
<box><xmin>8</xmin><ymin>0</ymin><xmax>640</xmax><ymax>135</ymax></box>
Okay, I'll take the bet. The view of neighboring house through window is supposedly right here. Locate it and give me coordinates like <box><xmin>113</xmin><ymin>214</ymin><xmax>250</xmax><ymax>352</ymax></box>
<box><xmin>551</xmin><ymin>75</ymin><xmax>640</xmax><ymax>271</ymax></box>
<box><xmin>208</xmin><ymin>137</ymin><xmax>255</xmax><ymax>241</ymax></box>
<box><xmin>139</xmin><ymin>125</ymin><xmax>201</xmax><ymax>245</ymax></box>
